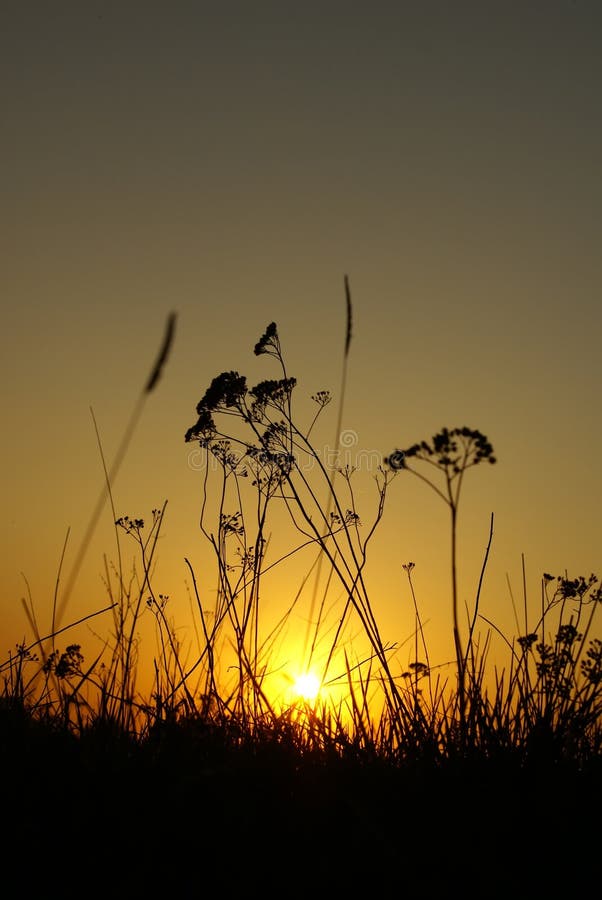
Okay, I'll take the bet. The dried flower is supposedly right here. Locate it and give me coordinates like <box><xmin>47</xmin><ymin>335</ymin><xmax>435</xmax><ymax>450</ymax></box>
<box><xmin>311</xmin><ymin>390</ymin><xmax>331</xmax><ymax>407</ymax></box>
<box><xmin>185</xmin><ymin>407</ymin><xmax>217</xmax><ymax>444</ymax></box>
<box><xmin>196</xmin><ymin>371</ymin><xmax>247</xmax><ymax>412</ymax></box>
<box><xmin>250</xmin><ymin>377</ymin><xmax>297</xmax><ymax>413</ymax></box>
<box><xmin>254</xmin><ymin>322</ymin><xmax>279</xmax><ymax>356</ymax></box>
<box><xmin>386</xmin><ymin>427</ymin><xmax>496</xmax><ymax>473</ymax></box>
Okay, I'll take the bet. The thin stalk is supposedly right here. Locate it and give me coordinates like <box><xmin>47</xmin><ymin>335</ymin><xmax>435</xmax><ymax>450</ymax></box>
<box><xmin>55</xmin><ymin>312</ymin><xmax>177</xmax><ymax>628</ymax></box>
<box><xmin>303</xmin><ymin>275</ymin><xmax>353</xmax><ymax>669</ymax></box>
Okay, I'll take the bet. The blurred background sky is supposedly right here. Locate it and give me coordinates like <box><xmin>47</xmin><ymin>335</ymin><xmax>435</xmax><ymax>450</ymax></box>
<box><xmin>2</xmin><ymin>1</ymin><xmax>601</xmax><ymax>693</ymax></box>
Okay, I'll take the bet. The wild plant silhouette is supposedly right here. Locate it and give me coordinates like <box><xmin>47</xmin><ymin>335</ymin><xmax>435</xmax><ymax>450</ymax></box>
<box><xmin>1</xmin><ymin>294</ymin><xmax>600</xmax><ymax>893</ymax></box>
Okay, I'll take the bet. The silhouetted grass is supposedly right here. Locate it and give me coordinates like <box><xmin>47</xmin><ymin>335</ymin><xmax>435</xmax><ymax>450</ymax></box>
<box><xmin>1</xmin><ymin>297</ymin><xmax>600</xmax><ymax>893</ymax></box>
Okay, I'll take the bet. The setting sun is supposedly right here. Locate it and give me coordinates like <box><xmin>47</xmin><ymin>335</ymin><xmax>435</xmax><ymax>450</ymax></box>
<box><xmin>292</xmin><ymin>672</ymin><xmax>321</xmax><ymax>701</ymax></box>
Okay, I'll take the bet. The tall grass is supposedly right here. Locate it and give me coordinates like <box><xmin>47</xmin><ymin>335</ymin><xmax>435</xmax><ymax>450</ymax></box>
<box><xmin>2</xmin><ymin>293</ymin><xmax>601</xmax><ymax>775</ymax></box>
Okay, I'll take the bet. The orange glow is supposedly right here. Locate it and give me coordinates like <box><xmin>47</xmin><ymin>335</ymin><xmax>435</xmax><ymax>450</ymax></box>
<box><xmin>291</xmin><ymin>672</ymin><xmax>321</xmax><ymax>701</ymax></box>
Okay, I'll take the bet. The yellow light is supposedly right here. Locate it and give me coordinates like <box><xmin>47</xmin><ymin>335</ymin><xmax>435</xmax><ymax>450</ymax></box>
<box><xmin>292</xmin><ymin>672</ymin><xmax>321</xmax><ymax>701</ymax></box>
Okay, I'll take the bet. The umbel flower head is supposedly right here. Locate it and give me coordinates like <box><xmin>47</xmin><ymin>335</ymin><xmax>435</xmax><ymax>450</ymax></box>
<box><xmin>250</xmin><ymin>377</ymin><xmax>297</xmax><ymax>413</ymax></box>
<box><xmin>185</xmin><ymin>407</ymin><xmax>217</xmax><ymax>444</ymax></box>
<box><xmin>196</xmin><ymin>371</ymin><xmax>248</xmax><ymax>413</ymax></box>
<box><xmin>385</xmin><ymin>426</ymin><xmax>496</xmax><ymax>473</ymax></box>
<box><xmin>185</xmin><ymin>322</ymin><xmax>299</xmax><ymax>447</ymax></box>
<box><xmin>185</xmin><ymin>371</ymin><xmax>247</xmax><ymax>444</ymax></box>
<box><xmin>254</xmin><ymin>322</ymin><xmax>280</xmax><ymax>357</ymax></box>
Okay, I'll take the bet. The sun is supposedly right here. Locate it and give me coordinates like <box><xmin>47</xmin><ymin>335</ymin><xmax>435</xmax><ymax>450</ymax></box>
<box><xmin>292</xmin><ymin>672</ymin><xmax>321</xmax><ymax>701</ymax></box>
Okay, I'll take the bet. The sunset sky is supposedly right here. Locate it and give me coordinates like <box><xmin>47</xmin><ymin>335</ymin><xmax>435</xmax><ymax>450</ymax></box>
<box><xmin>2</xmin><ymin>2</ymin><xmax>601</xmax><ymax>697</ymax></box>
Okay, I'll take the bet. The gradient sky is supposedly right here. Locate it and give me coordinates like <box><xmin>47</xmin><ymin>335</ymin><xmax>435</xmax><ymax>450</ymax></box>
<box><xmin>2</xmin><ymin>2</ymin><xmax>601</xmax><ymax>696</ymax></box>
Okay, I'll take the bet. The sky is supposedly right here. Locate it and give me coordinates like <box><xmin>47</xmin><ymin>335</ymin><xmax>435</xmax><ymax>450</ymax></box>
<box><xmin>2</xmin><ymin>1</ymin><xmax>601</xmax><ymax>703</ymax></box>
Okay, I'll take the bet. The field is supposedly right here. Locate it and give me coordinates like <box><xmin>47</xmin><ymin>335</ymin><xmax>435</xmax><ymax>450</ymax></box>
<box><xmin>2</xmin><ymin>314</ymin><xmax>601</xmax><ymax>894</ymax></box>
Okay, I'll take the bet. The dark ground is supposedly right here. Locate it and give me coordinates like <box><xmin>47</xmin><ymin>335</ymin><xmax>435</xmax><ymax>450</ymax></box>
<box><xmin>1</xmin><ymin>708</ymin><xmax>600</xmax><ymax>897</ymax></box>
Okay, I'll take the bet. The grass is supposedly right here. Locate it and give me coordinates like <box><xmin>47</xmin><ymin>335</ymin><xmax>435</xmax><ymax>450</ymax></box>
<box><xmin>1</xmin><ymin>291</ymin><xmax>601</xmax><ymax>893</ymax></box>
